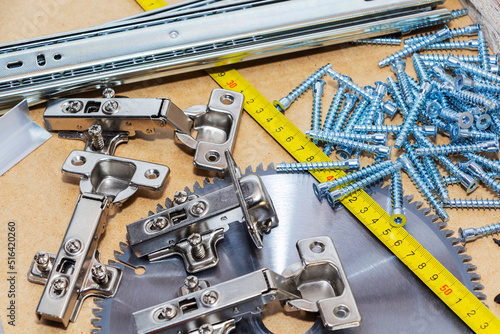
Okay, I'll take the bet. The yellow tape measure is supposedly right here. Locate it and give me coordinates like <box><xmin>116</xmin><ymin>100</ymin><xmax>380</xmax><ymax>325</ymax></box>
<box><xmin>136</xmin><ymin>2</ymin><xmax>499</xmax><ymax>332</ymax></box>
<box><xmin>135</xmin><ymin>0</ymin><xmax>168</xmax><ymax>11</ymax></box>
<box><xmin>206</xmin><ymin>68</ymin><xmax>500</xmax><ymax>333</ymax></box>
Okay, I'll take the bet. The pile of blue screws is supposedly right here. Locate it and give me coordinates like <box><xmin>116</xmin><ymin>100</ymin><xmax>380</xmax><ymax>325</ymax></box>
<box><xmin>274</xmin><ymin>10</ymin><xmax>500</xmax><ymax>245</ymax></box>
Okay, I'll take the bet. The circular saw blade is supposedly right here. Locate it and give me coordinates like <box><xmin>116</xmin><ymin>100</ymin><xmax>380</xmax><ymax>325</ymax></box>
<box><xmin>92</xmin><ymin>165</ymin><xmax>481</xmax><ymax>333</ymax></box>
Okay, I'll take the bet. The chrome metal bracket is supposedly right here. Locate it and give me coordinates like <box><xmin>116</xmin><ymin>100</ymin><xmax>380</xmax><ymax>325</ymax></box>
<box><xmin>27</xmin><ymin>151</ymin><xmax>170</xmax><ymax>327</ymax></box>
<box><xmin>43</xmin><ymin>88</ymin><xmax>243</xmax><ymax>171</ymax></box>
<box><xmin>175</xmin><ymin>89</ymin><xmax>244</xmax><ymax>172</ymax></box>
<box><xmin>132</xmin><ymin>236</ymin><xmax>361</xmax><ymax>333</ymax></box>
<box><xmin>126</xmin><ymin>151</ymin><xmax>278</xmax><ymax>273</ymax></box>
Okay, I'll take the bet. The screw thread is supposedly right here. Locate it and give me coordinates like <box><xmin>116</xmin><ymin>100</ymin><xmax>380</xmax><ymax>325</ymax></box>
<box><xmin>421</xmin><ymin>40</ymin><xmax>478</xmax><ymax>51</ymax></box>
<box><xmin>323</xmin><ymin>85</ymin><xmax>347</xmax><ymax>131</ymax></box>
<box><xmin>290</xmin><ymin>64</ymin><xmax>331</xmax><ymax>102</ymax></box>
<box><xmin>360</xmin><ymin>98</ymin><xmax>381</xmax><ymax>126</ymax></box>
<box><xmin>394</xmin><ymin>92</ymin><xmax>427</xmax><ymax>149</ymax></box>
<box><xmin>391</xmin><ymin>169</ymin><xmax>404</xmax><ymax>211</ymax></box>
<box><xmin>457</xmin><ymin>129</ymin><xmax>497</xmax><ymax>141</ymax></box>
<box><xmin>480</xmin><ymin>175</ymin><xmax>500</xmax><ymax>196</ymax></box>
<box><xmin>387</xmin><ymin>77</ymin><xmax>409</xmax><ymax>116</ymax></box>
<box><xmin>341</xmin><ymin>162</ymin><xmax>400</xmax><ymax>198</ymax></box>
<box><xmin>276</xmin><ymin>159</ymin><xmax>359</xmax><ymax>173</ymax></box>
<box><xmin>311</xmin><ymin>80</ymin><xmax>325</xmax><ymax>144</ymax></box>
<box><xmin>451</xmin><ymin>8</ymin><xmax>468</xmax><ymax>19</ymax></box>
<box><xmin>314</xmin><ymin>160</ymin><xmax>393</xmax><ymax>198</ymax></box>
<box><xmin>379</xmin><ymin>27</ymin><xmax>451</xmax><ymax>67</ymax></box>
<box><xmin>351</xmin><ymin>37</ymin><xmax>402</xmax><ymax>46</ymax></box>
<box><xmin>420</xmin><ymin>54</ymin><xmax>481</xmax><ymax>63</ymax></box>
<box><xmin>443</xmin><ymin>198</ymin><xmax>500</xmax><ymax>209</ymax></box>
<box><xmin>446</xmin><ymin>89</ymin><xmax>496</xmax><ymax>110</ymax></box>
<box><xmin>395</xmin><ymin>70</ymin><xmax>415</xmax><ymax>104</ymax></box>
<box><xmin>442</xmin><ymin>176</ymin><xmax>460</xmax><ymax>185</ymax></box>
<box><xmin>448</xmin><ymin>58</ymin><xmax>500</xmax><ymax>83</ymax></box>
<box><xmin>439</xmin><ymin>107</ymin><xmax>462</xmax><ymax>122</ymax></box>
<box><xmin>477</xmin><ymin>29</ymin><xmax>490</xmax><ymax>71</ymax></box>
<box><xmin>415</xmin><ymin>141</ymin><xmax>497</xmax><ymax>156</ymax></box>
<box><xmin>491</xmin><ymin>113</ymin><xmax>500</xmax><ymax>133</ymax></box>
<box><xmin>405</xmin><ymin>25</ymin><xmax>478</xmax><ymax>45</ymax></box>
<box><xmin>477</xmin><ymin>223</ymin><xmax>500</xmax><ymax>237</ymax></box>
<box><xmin>331</xmin><ymin>94</ymin><xmax>358</xmax><ymax>133</ymax></box>
<box><xmin>405</xmin><ymin>144</ymin><xmax>436</xmax><ymax>191</ymax></box>
<box><xmin>413</xmin><ymin>54</ymin><xmax>430</xmax><ymax>82</ymax></box>
<box><xmin>422</xmin><ymin>156</ymin><xmax>449</xmax><ymax>201</ymax></box>
<box><xmin>353</xmin><ymin>124</ymin><xmax>401</xmax><ymax>133</ymax></box>
<box><xmin>327</xmin><ymin>69</ymin><xmax>371</xmax><ymax>100</ymax></box>
<box><xmin>400</xmin><ymin>156</ymin><xmax>449</xmax><ymax>221</ymax></box>
<box><xmin>344</xmin><ymin>97</ymin><xmax>370</xmax><ymax>132</ymax></box>
<box><xmin>307</xmin><ymin>130</ymin><xmax>389</xmax><ymax>155</ymax></box>
<box><xmin>473</xmin><ymin>80</ymin><xmax>500</xmax><ymax>94</ymax></box>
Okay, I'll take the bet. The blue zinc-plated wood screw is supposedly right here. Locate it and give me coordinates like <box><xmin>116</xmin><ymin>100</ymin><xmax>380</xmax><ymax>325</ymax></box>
<box><xmin>273</xmin><ymin>63</ymin><xmax>332</xmax><ymax>112</ymax></box>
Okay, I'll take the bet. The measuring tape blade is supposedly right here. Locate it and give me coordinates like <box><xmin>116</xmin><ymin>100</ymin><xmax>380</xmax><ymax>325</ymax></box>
<box><xmin>207</xmin><ymin>67</ymin><xmax>500</xmax><ymax>333</ymax></box>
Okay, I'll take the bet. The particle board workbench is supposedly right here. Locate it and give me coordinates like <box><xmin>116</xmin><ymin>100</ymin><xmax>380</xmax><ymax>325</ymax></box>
<box><xmin>0</xmin><ymin>0</ymin><xmax>499</xmax><ymax>333</ymax></box>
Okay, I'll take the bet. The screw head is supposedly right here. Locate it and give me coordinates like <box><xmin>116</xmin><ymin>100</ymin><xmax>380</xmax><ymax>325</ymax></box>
<box><xmin>187</xmin><ymin>233</ymin><xmax>202</xmax><ymax>247</ymax></box>
<box><xmin>102</xmin><ymin>88</ymin><xmax>116</xmax><ymax>98</ymax></box>
<box><xmin>150</xmin><ymin>217</ymin><xmax>168</xmax><ymax>231</ymax></box>
<box><xmin>189</xmin><ymin>201</ymin><xmax>208</xmax><ymax>216</ymax></box>
<box><xmin>62</xmin><ymin>100</ymin><xmax>83</xmax><ymax>113</ymax></box>
<box><xmin>91</xmin><ymin>263</ymin><xmax>108</xmax><ymax>284</ymax></box>
<box><xmin>201</xmin><ymin>290</ymin><xmax>219</xmax><ymax>306</ymax></box>
<box><xmin>199</xmin><ymin>324</ymin><xmax>214</xmax><ymax>334</ymax></box>
<box><xmin>52</xmin><ymin>277</ymin><xmax>69</xmax><ymax>293</ymax></box>
<box><xmin>155</xmin><ymin>305</ymin><xmax>177</xmax><ymax>320</ymax></box>
<box><xmin>102</xmin><ymin>100</ymin><xmax>119</xmax><ymax>114</ymax></box>
<box><xmin>184</xmin><ymin>275</ymin><xmax>199</xmax><ymax>290</ymax></box>
<box><xmin>88</xmin><ymin>124</ymin><xmax>102</xmax><ymax>137</ymax></box>
<box><xmin>173</xmin><ymin>191</ymin><xmax>188</xmax><ymax>205</ymax></box>
<box><xmin>34</xmin><ymin>251</ymin><xmax>51</xmax><ymax>272</ymax></box>
<box><xmin>64</xmin><ymin>239</ymin><xmax>82</xmax><ymax>254</ymax></box>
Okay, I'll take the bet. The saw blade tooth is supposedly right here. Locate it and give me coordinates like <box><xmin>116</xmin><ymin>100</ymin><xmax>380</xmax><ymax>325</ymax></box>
<box><xmin>203</xmin><ymin>177</ymin><xmax>211</xmax><ymax>187</ymax></box>
<box><xmin>256</xmin><ymin>163</ymin><xmax>264</xmax><ymax>171</ymax></box>
<box><xmin>449</xmin><ymin>237</ymin><xmax>461</xmax><ymax>245</ymax></box>
<box><xmin>461</xmin><ymin>254</ymin><xmax>473</xmax><ymax>262</ymax></box>
<box><xmin>148</xmin><ymin>210</ymin><xmax>155</xmax><ymax>217</ymax></box>
<box><xmin>94</xmin><ymin>298</ymin><xmax>104</xmax><ymax>306</ymax></box>
<box><xmin>245</xmin><ymin>166</ymin><xmax>253</xmax><ymax>174</ymax></box>
<box><xmin>165</xmin><ymin>197</ymin><xmax>173</xmax><ymax>208</ymax></box>
<box><xmin>442</xmin><ymin>229</ymin><xmax>454</xmax><ymax>237</ymax></box>
<box><xmin>92</xmin><ymin>308</ymin><xmax>102</xmax><ymax>317</ymax></box>
<box><xmin>114</xmin><ymin>250</ymin><xmax>123</xmax><ymax>258</ymax></box>
<box><xmin>185</xmin><ymin>186</ymin><xmax>192</xmax><ymax>194</ymax></box>
<box><xmin>455</xmin><ymin>246</ymin><xmax>467</xmax><ymax>254</ymax></box>
<box><xmin>267</xmin><ymin>162</ymin><xmax>275</xmax><ymax>171</ymax></box>
<box><xmin>91</xmin><ymin>328</ymin><xmax>101</xmax><ymax>334</ymax></box>
<box><xmin>422</xmin><ymin>207</ymin><xmax>432</xmax><ymax>215</ymax></box>
<box><xmin>414</xmin><ymin>201</ymin><xmax>424</xmax><ymax>209</ymax></box>
<box><xmin>470</xmin><ymin>273</ymin><xmax>481</xmax><ymax>281</ymax></box>
<box><xmin>156</xmin><ymin>204</ymin><xmax>164</xmax><ymax>213</ymax></box>
<box><xmin>119</xmin><ymin>241</ymin><xmax>128</xmax><ymax>252</ymax></box>
<box><xmin>108</xmin><ymin>259</ymin><xmax>117</xmax><ymax>265</ymax></box>
<box><xmin>437</xmin><ymin>221</ymin><xmax>447</xmax><ymax>230</ymax></box>
<box><xmin>473</xmin><ymin>283</ymin><xmax>485</xmax><ymax>291</ymax></box>
<box><xmin>193</xmin><ymin>181</ymin><xmax>201</xmax><ymax>189</ymax></box>
<box><xmin>466</xmin><ymin>264</ymin><xmax>477</xmax><ymax>272</ymax></box>
<box><xmin>404</xmin><ymin>194</ymin><xmax>414</xmax><ymax>203</ymax></box>
<box><xmin>475</xmin><ymin>292</ymin><xmax>487</xmax><ymax>300</ymax></box>
<box><xmin>430</xmin><ymin>214</ymin><xmax>439</xmax><ymax>222</ymax></box>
